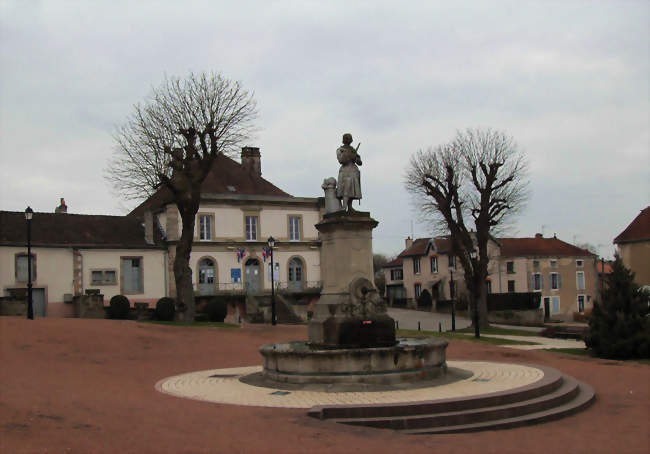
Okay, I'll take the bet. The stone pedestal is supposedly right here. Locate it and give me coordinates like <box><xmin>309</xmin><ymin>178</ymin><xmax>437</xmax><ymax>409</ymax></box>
<box><xmin>308</xmin><ymin>210</ymin><xmax>395</xmax><ymax>347</ymax></box>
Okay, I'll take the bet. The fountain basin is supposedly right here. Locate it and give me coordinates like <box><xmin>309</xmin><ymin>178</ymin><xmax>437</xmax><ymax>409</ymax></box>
<box><xmin>259</xmin><ymin>337</ymin><xmax>448</xmax><ymax>385</ymax></box>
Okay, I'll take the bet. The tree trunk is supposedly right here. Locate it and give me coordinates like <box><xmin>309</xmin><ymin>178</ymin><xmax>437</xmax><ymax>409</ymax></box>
<box><xmin>471</xmin><ymin>274</ymin><xmax>490</xmax><ymax>328</ymax></box>
<box><xmin>173</xmin><ymin>195</ymin><xmax>200</xmax><ymax>321</ymax></box>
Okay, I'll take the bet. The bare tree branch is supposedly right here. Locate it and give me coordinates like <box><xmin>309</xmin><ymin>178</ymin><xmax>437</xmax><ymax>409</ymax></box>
<box><xmin>404</xmin><ymin>128</ymin><xmax>530</xmax><ymax>328</ymax></box>
<box><xmin>104</xmin><ymin>71</ymin><xmax>258</xmax><ymax>320</ymax></box>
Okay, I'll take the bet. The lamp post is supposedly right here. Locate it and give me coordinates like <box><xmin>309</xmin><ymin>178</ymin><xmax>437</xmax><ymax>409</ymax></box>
<box><xmin>470</xmin><ymin>248</ymin><xmax>480</xmax><ymax>338</ymax></box>
<box><xmin>450</xmin><ymin>269</ymin><xmax>455</xmax><ymax>331</ymax></box>
<box><xmin>267</xmin><ymin>236</ymin><xmax>276</xmax><ymax>326</ymax></box>
<box><xmin>25</xmin><ymin>207</ymin><xmax>34</xmax><ymax>320</ymax></box>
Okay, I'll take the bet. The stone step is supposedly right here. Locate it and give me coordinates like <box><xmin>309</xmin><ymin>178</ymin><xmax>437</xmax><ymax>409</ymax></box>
<box><xmin>401</xmin><ymin>381</ymin><xmax>595</xmax><ymax>434</ymax></box>
<box><xmin>308</xmin><ymin>364</ymin><xmax>563</xmax><ymax>420</ymax></box>
<box><xmin>332</xmin><ymin>375</ymin><xmax>580</xmax><ymax>431</ymax></box>
<box><xmin>308</xmin><ymin>365</ymin><xmax>596</xmax><ymax>434</ymax></box>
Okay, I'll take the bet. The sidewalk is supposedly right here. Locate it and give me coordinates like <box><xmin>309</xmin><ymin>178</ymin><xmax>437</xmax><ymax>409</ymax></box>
<box><xmin>459</xmin><ymin>333</ymin><xmax>586</xmax><ymax>350</ymax></box>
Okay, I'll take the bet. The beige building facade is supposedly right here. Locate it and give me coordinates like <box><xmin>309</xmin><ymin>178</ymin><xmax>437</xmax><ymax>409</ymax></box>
<box><xmin>384</xmin><ymin>233</ymin><xmax>598</xmax><ymax>321</ymax></box>
<box><xmin>614</xmin><ymin>206</ymin><xmax>650</xmax><ymax>286</ymax></box>
<box><xmin>2</xmin><ymin>148</ymin><xmax>325</xmax><ymax>317</ymax></box>
<box><xmin>0</xmin><ymin>206</ymin><xmax>168</xmax><ymax>317</ymax></box>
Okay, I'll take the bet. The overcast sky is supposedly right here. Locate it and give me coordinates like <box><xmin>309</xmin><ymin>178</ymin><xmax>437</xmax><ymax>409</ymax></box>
<box><xmin>1</xmin><ymin>0</ymin><xmax>648</xmax><ymax>259</ymax></box>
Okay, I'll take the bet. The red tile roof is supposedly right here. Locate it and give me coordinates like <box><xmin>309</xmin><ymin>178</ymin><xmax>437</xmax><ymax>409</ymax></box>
<box><xmin>499</xmin><ymin>237</ymin><xmax>595</xmax><ymax>257</ymax></box>
<box><xmin>383</xmin><ymin>257</ymin><xmax>403</xmax><ymax>268</ymax></box>
<box><xmin>597</xmin><ymin>261</ymin><xmax>613</xmax><ymax>274</ymax></box>
<box><xmin>399</xmin><ymin>237</ymin><xmax>452</xmax><ymax>258</ymax></box>
<box><xmin>0</xmin><ymin>211</ymin><xmax>164</xmax><ymax>248</ymax></box>
<box><xmin>614</xmin><ymin>206</ymin><xmax>650</xmax><ymax>244</ymax></box>
<box><xmin>129</xmin><ymin>154</ymin><xmax>291</xmax><ymax>218</ymax></box>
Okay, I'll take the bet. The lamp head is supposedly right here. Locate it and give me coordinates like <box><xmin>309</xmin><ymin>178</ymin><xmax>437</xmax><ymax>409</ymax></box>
<box><xmin>267</xmin><ymin>236</ymin><xmax>275</xmax><ymax>248</ymax></box>
<box><xmin>25</xmin><ymin>206</ymin><xmax>34</xmax><ymax>220</ymax></box>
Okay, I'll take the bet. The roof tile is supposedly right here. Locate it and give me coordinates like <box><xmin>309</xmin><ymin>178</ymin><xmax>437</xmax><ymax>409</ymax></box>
<box><xmin>614</xmin><ymin>206</ymin><xmax>650</xmax><ymax>244</ymax></box>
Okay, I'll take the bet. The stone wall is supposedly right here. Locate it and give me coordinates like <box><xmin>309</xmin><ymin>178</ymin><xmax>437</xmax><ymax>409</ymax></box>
<box><xmin>0</xmin><ymin>296</ymin><xmax>27</xmax><ymax>316</ymax></box>
<box><xmin>74</xmin><ymin>294</ymin><xmax>106</xmax><ymax>318</ymax></box>
<box><xmin>487</xmin><ymin>308</ymin><xmax>545</xmax><ymax>327</ymax></box>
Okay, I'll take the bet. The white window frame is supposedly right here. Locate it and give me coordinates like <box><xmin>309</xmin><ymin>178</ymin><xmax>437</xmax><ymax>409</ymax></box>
<box><xmin>532</xmin><ymin>272</ymin><xmax>543</xmax><ymax>291</ymax></box>
<box><xmin>91</xmin><ymin>269</ymin><xmax>117</xmax><ymax>286</ymax></box>
<box><xmin>245</xmin><ymin>215</ymin><xmax>258</xmax><ymax>241</ymax></box>
<box><xmin>413</xmin><ymin>258</ymin><xmax>421</xmax><ymax>275</ymax></box>
<box><xmin>199</xmin><ymin>214</ymin><xmax>213</xmax><ymax>241</ymax></box>
<box><xmin>576</xmin><ymin>259</ymin><xmax>584</xmax><ymax>268</ymax></box>
<box><xmin>551</xmin><ymin>296</ymin><xmax>561</xmax><ymax>314</ymax></box>
<box><xmin>15</xmin><ymin>253</ymin><xmax>36</xmax><ymax>283</ymax></box>
<box><xmin>390</xmin><ymin>269</ymin><xmax>403</xmax><ymax>281</ymax></box>
<box><xmin>448</xmin><ymin>255</ymin><xmax>456</xmax><ymax>270</ymax></box>
<box><xmin>414</xmin><ymin>283</ymin><xmax>422</xmax><ymax>298</ymax></box>
<box><xmin>289</xmin><ymin>216</ymin><xmax>301</xmax><ymax>241</ymax></box>
<box><xmin>430</xmin><ymin>256</ymin><xmax>438</xmax><ymax>273</ymax></box>
<box><xmin>550</xmin><ymin>272</ymin><xmax>560</xmax><ymax>290</ymax></box>
<box><xmin>576</xmin><ymin>271</ymin><xmax>585</xmax><ymax>291</ymax></box>
<box><xmin>577</xmin><ymin>294</ymin><xmax>586</xmax><ymax>313</ymax></box>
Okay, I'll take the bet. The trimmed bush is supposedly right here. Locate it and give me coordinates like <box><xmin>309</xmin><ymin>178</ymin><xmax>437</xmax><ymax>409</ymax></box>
<box><xmin>109</xmin><ymin>295</ymin><xmax>130</xmax><ymax>320</ymax></box>
<box><xmin>155</xmin><ymin>297</ymin><xmax>176</xmax><ymax>321</ymax></box>
<box><xmin>205</xmin><ymin>297</ymin><xmax>228</xmax><ymax>322</ymax></box>
<box><xmin>585</xmin><ymin>257</ymin><xmax>650</xmax><ymax>359</ymax></box>
<box><xmin>487</xmin><ymin>292</ymin><xmax>541</xmax><ymax>311</ymax></box>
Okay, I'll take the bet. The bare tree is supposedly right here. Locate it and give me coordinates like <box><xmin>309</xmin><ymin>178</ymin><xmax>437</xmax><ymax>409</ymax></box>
<box><xmin>106</xmin><ymin>72</ymin><xmax>257</xmax><ymax>320</ymax></box>
<box><xmin>405</xmin><ymin>128</ymin><xmax>529</xmax><ymax>331</ymax></box>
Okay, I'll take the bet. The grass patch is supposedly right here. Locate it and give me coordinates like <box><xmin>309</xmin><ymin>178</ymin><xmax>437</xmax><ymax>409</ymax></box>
<box><xmin>397</xmin><ymin>329</ymin><xmax>539</xmax><ymax>346</ymax></box>
<box><xmin>141</xmin><ymin>320</ymin><xmax>240</xmax><ymax>328</ymax></box>
<box><xmin>544</xmin><ymin>348</ymin><xmax>591</xmax><ymax>356</ymax></box>
<box><xmin>544</xmin><ymin>348</ymin><xmax>650</xmax><ymax>365</ymax></box>
<box><xmin>456</xmin><ymin>326</ymin><xmax>540</xmax><ymax>337</ymax></box>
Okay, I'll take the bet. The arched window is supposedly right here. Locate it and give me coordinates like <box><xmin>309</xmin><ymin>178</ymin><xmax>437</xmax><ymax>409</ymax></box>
<box><xmin>288</xmin><ymin>257</ymin><xmax>304</xmax><ymax>291</ymax></box>
<box><xmin>198</xmin><ymin>258</ymin><xmax>216</xmax><ymax>295</ymax></box>
<box><xmin>245</xmin><ymin>258</ymin><xmax>261</xmax><ymax>294</ymax></box>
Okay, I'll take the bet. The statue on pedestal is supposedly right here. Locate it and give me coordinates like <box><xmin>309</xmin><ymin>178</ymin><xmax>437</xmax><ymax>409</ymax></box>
<box><xmin>336</xmin><ymin>133</ymin><xmax>362</xmax><ymax>211</ymax></box>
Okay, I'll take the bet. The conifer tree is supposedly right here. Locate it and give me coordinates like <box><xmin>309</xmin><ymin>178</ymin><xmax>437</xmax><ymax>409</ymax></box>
<box><xmin>585</xmin><ymin>257</ymin><xmax>650</xmax><ymax>359</ymax></box>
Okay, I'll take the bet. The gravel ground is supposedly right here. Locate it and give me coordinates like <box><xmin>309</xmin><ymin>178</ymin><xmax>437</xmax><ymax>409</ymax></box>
<box><xmin>1</xmin><ymin>317</ymin><xmax>648</xmax><ymax>454</ymax></box>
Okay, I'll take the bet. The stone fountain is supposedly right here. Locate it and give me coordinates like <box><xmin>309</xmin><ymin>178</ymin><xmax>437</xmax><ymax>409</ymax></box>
<box><xmin>259</xmin><ymin>134</ymin><xmax>448</xmax><ymax>385</ymax></box>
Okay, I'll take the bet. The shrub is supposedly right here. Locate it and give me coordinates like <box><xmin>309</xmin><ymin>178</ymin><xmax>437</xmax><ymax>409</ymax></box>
<box><xmin>109</xmin><ymin>295</ymin><xmax>130</xmax><ymax>320</ymax></box>
<box><xmin>205</xmin><ymin>297</ymin><xmax>228</xmax><ymax>322</ymax></box>
<box><xmin>585</xmin><ymin>257</ymin><xmax>650</xmax><ymax>359</ymax></box>
<box><xmin>155</xmin><ymin>297</ymin><xmax>176</xmax><ymax>321</ymax></box>
<box><xmin>417</xmin><ymin>289</ymin><xmax>432</xmax><ymax>309</ymax></box>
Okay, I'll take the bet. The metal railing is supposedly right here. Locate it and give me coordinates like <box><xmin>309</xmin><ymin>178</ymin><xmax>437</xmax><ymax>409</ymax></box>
<box><xmin>207</xmin><ymin>281</ymin><xmax>322</xmax><ymax>294</ymax></box>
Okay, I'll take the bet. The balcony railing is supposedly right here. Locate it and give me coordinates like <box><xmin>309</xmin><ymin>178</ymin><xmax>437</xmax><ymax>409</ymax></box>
<box><xmin>208</xmin><ymin>281</ymin><xmax>322</xmax><ymax>295</ymax></box>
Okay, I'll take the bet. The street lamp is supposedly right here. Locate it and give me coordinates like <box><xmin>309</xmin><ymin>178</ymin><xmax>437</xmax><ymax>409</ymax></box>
<box><xmin>267</xmin><ymin>236</ymin><xmax>276</xmax><ymax>326</ymax></box>
<box><xmin>450</xmin><ymin>268</ymin><xmax>455</xmax><ymax>331</ymax></box>
<box><xmin>470</xmin><ymin>248</ymin><xmax>480</xmax><ymax>338</ymax></box>
<box><xmin>25</xmin><ymin>207</ymin><xmax>34</xmax><ymax>320</ymax></box>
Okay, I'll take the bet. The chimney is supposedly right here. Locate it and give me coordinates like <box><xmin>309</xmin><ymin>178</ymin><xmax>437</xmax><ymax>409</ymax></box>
<box><xmin>535</xmin><ymin>233</ymin><xmax>543</xmax><ymax>238</ymax></box>
<box><xmin>144</xmin><ymin>210</ymin><xmax>154</xmax><ymax>245</ymax></box>
<box><xmin>405</xmin><ymin>236</ymin><xmax>413</xmax><ymax>249</ymax></box>
<box><xmin>55</xmin><ymin>198</ymin><xmax>67</xmax><ymax>214</ymax></box>
<box><xmin>241</xmin><ymin>146</ymin><xmax>261</xmax><ymax>176</ymax></box>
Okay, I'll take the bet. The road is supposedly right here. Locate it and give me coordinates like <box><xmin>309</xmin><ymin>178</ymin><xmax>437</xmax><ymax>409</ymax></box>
<box><xmin>387</xmin><ymin>307</ymin><xmax>472</xmax><ymax>332</ymax></box>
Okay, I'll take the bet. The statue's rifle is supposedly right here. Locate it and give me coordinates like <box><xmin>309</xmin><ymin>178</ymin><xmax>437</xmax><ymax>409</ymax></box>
<box><xmin>355</xmin><ymin>143</ymin><xmax>361</xmax><ymax>205</ymax></box>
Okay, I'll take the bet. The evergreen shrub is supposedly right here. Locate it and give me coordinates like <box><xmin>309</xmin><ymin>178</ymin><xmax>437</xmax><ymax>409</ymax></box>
<box><xmin>585</xmin><ymin>257</ymin><xmax>650</xmax><ymax>359</ymax></box>
<box><xmin>109</xmin><ymin>295</ymin><xmax>130</xmax><ymax>319</ymax></box>
<box><xmin>155</xmin><ymin>297</ymin><xmax>176</xmax><ymax>321</ymax></box>
<box><xmin>205</xmin><ymin>297</ymin><xmax>228</xmax><ymax>322</ymax></box>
